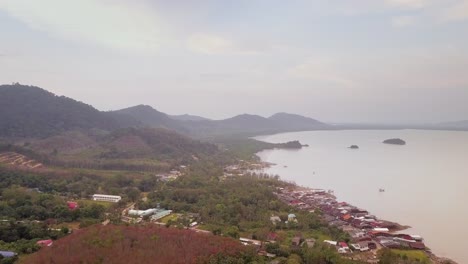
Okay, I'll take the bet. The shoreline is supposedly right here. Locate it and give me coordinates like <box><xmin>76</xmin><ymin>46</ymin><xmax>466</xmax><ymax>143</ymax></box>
<box><xmin>255</xmin><ymin>158</ymin><xmax>457</xmax><ymax>264</ymax></box>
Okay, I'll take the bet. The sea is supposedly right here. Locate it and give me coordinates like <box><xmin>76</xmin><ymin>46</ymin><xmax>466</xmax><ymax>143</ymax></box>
<box><xmin>256</xmin><ymin>129</ymin><xmax>468</xmax><ymax>263</ymax></box>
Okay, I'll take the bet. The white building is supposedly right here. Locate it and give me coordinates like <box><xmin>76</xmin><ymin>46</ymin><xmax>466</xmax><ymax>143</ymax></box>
<box><xmin>128</xmin><ymin>208</ymin><xmax>158</xmax><ymax>217</ymax></box>
<box><xmin>92</xmin><ymin>194</ymin><xmax>122</xmax><ymax>203</ymax></box>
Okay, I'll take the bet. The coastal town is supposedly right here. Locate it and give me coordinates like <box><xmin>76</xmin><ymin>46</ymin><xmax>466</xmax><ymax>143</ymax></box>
<box><xmin>224</xmin><ymin>160</ymin><xmax>457</xmax><ymax>264</ymax></box>
<box><xmin>0</xmin><ymin>152</ymin><xmax>458</xmax><ymax>263</ymax></box>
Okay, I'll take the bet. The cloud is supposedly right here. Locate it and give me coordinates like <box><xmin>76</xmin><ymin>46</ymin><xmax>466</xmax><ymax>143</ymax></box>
<box><xmin>0</xmin><ymin>0</ymin><xmax>166</xmax><ymax>54</ymax></box>
<box><xmin>187</xmin><ymin>33</ymin><xmax>265</xmax><ymax>55</ymax></box>
<box><xmin>391</xmin><ymin>15</ymin><xmax>417</xmax><ymax>27</ymax></box>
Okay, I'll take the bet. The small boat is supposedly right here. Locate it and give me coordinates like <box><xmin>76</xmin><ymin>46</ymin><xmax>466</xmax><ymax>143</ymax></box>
<box><xmin>379</xmin><ymin>188</ymin><xmax>385</xmax><ymax>192</ymax></box>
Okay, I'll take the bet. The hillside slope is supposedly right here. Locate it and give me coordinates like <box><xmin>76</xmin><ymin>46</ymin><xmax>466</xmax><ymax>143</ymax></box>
<box><xmin>23</xmin><ymin>225</ymin><xmax>253</xmax><ymax>264</ymax></box>
<box><xmin>0</xmin><ymin>84</ymin><xmax>139</xmax><ymax>138</ymax></box>
<box><xmin>268</xmin><ymin>112</ymin><xmax>326</xmax><ymax>130</ymax></box>
<box><xmin>24</xmin><ymin>127</ymin><xmax>221</xmax><ymax>171</ymax></box>
<box><xmin>113</xmin><ymin>105</ymin><xmax>188</xmax><ymax>133</ymax></box>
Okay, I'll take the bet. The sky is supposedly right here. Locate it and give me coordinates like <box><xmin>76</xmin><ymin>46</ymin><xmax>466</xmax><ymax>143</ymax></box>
<box><xmin>1</xmin><ymin>0</ymin><xmax>467</xmax><ymax>123</ymax></box>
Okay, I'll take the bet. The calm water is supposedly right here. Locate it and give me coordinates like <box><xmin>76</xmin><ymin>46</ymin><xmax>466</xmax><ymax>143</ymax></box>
<box><xmin>256</xmin><ymin>130</ymin><xmax>468</xmax><ymax>263</ymax></box>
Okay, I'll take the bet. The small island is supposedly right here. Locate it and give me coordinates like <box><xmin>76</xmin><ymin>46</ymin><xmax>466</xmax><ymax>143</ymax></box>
<box><xmin>383</xmin><ymin>138</ymin><xmax>406</xmax><ymax>145</ymax></box>
<box><xmin>276</xmin><ymin>140</ymin><xmax>305</xmax><ymax>149</ymax></box>
<box><xmin>348</xmin><ymin>145</ymin><xmax>359</xmax><ymax>149</ymax></box>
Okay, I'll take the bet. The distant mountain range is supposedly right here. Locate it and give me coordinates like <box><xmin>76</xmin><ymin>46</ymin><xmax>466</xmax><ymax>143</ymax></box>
<box><xmin>1</xmin><ymin>84</ymin><xmax>466</xmax><ymax>141</ymax></box>
<box><xmin>0</xmin><ymin>84</ymin><xmax>329</xmax><ymax>139</ymax></box>
<box><xmin>170</xmin><ymin>114</ymin><xmax>210</xmax><ymax>121</ymax></box>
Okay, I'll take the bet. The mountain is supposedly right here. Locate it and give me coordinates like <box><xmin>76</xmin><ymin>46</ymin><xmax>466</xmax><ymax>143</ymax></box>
<box><xmin>211</xmin><ymin>114</ymin><xmax>279</xmax><ymax>135</ymax></box>
<box><xmin>185</xmin><ymin>113</ymin><xmax>329</xmax><ymax>137</ymax></box>
<box><xmin>0</xmin><ymin>84</ymin><xmax>139</xmax><ymax>138</ymax></box>
<box><xmin>112</xmin><ymin>105</ymin><xmax>189</xmax><ymax>133</ymax></box>
<box><xmin>0</xmin><ymin>84</ymin><xmax>329</xmax><ymax>140</ymax></box>
<box><xmin>268</xmin><ymin>112</ymin><xmax>326</xmax><ymax>130</ymax></box>
<box><xmin>170</xmin><ymin>114</ymin><xmax>210</xmax><ymax>121</ymax></box>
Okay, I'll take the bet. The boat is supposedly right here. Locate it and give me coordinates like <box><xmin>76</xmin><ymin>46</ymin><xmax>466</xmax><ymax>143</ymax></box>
<box><xmin>379</xmin><ymin>188</ymin><xmax>385</xmax><ymax>192</ymax></box>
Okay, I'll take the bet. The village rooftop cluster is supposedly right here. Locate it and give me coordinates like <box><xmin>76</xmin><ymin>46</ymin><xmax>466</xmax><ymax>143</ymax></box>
<box><xmin>275</xmin><ymin>187</ymin><xmax>429</xmax><ymax>259</ymax></box>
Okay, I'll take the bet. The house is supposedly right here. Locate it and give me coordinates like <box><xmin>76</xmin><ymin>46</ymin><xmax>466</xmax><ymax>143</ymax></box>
<box><xmin>379</xmin><ymin>240</ymin><xmax>401</xmax><ymax>249</ymax></box>
<box><xmin>351</xmin><ymin>243</ymin><xmax>360</xmax><ymax>250</ymax></box>
<box><xmin>37</xmin><ymin>239</ymin><xmax>53</xmax><ymax>247</ymax></box>
<box><xmin>394</xmin><ymin>237</ymin><xmax>417</xmax><ymax>247</ymax></box>
<box><xmin>67</xmin><ymin>201</ymin><xmax>78</xmax><ymax>210</ymax></box>
<box><xmin>368</xmin><ymin>242</ymin><xmax>377</xmax><ymax>250</ymax></box>
<box><xmin>339</xmin><ymin>242</ymin><xmax>350</xmax><ymax>250</ymax></box>
<box><xmin>258</xmin><ymin>251</ymin><xmax>276</xmax><ymax>258</ymax></box>
<box><xmin>0</xmin><ymin>251</ymin><xmax>17</xmax><ymax>258</ymax></box>
<box><xmin>302</xmin><ymin>238</ymin><xmax>316</xmax><ymax>248</ymax></box>
<box><xmin>288</xmin><ymin>213</ymin><xmax>297</xmax><ymax>222</ymax></box>
<box><xmin>337</xmin><ymin>248</ymin><xmax>347</xmax><ymax>254</ymax></box>
<box><xmin>324</xmin><ymin>240</ymin><xmax>337</xmax><ymax>246</ymax></box>
<box><xmin>373</xmin><ymin>227</ymin><xmax>389</xmax><ymax>232</ymax></box>
<box><xmin>358</xmin><ymin>241</ymin><xmax>370</xmax><ymax>251</ymax></box>
<box><xmin>92</xmin><ymin>194</ymin><xmax>121</xmax><ymax>203</ymax></box>
<box><xmin>351</xmin><ymin>242</ymin><xmax>371</xmax><ymax>252</ymax></box>
<box><xmin>270</xmin><ymin>216</ymin><xmax>282</xmax><ymax>224</ymax></box>
<box><xmin>341</xmin><ymin>214</ymin><xmax>352</xmax><ymax>221</ymax></box>
<box><xmin>267</xmin><ymin>232</ymin><xmax>278</xmax><ymax>242</ymax></box>
<box><xmin>239</xmin><ymin>237</ymin><xmax>262</xmax><ymax>247</ymax></box>
<box><xmin>291</xmin><ymin>236</ymin><xmax>301</xmax><ymax>247</ymax></box>
<box><xmin>409</xmin><ymin>242</ymin><xmax>426</xmax><ymax>250</ymax></box>
<box><xmin>410</xmin><ymin>235</ymin><xmax>423</xmax><ymax>242</ymax></box>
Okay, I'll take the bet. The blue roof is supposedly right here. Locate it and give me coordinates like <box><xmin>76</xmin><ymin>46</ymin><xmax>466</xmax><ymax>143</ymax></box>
<box><xmin>0</xmin><ymin>251</ymin><xmax>16</xmax><ymax>258</ymax></box>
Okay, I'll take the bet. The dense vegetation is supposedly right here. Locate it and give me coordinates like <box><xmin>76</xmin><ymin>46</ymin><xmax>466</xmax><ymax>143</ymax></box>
<box><xmin>0</xmin><ymin>84</ymin><xmax>371</xmax><ymax>263</ymax></box>
<box><xmin>0</xmin><ymin>160</ymin><xmax>364</xmax><ymax>263</ymax></box>
<box><xmin>0</xmin><ymin>84</ymin><xmax>138</xmax><ymax>138</ymax></box>
<box><xmin>0</xmin><ymin>84</ymin><xmax>328</xmax><ymax>141</ymax></box>
<box><xmin>1</xmin><ymin>126</ymin><xmax>222</xmax><ymax>172</ymax></box>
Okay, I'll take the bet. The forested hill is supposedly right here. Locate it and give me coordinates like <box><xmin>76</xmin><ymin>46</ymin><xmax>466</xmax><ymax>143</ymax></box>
<box><xmin>0</xmin><ymin>84</ymin><xmax>140</xmax><ymax>138</ymax></box>
<box><xmin>112</xmin><ymin>104</ymin><xmax>188</xmax><ymax>133</ymax></box>
<box><xmin>0</xmin><ymin>84</ymin><xmax>329</xmax><ymax>140</ymax></box>
<box><xmin>112</xmin><ymin>110</ymin><xmax>330</xmax><ymax>137</ymax></box>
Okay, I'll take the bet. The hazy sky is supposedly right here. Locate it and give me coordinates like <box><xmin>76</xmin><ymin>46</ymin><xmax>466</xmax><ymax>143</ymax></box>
<box><xmin>1</xmin><ymin>0</ymin><xmax>467</xmax><ymax>123</ymax></box>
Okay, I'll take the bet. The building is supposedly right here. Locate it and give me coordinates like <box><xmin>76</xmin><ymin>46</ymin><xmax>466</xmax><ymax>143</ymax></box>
<box><xmin>288</xmin><ymin>213</ymin><xmax>297</xmax><ymax>222</ymax></box>
<box><xmin>0</xmin><ymin>251</ymin><xmax>17</xmax><ymax>258</ymax></box>
<box><xmin>150</xmin><ymin>209</ymin><xmax>173</xmax><ymax>221</ymax></box>
<box><xmin>92</xmin><ymin>194</ymin><xmax>122</xmax><ymax>203</ymax></box>
<box><xmin>291</xmin><ymin>236</ymin><xmax>301</xmax><ymax>246</ymax></box>
<box><xmin>270</xmin><ymin>216</ymin><xmax>282</xmax><ymax>224</ymax></box>
<box><xmin>128</xmin><ymin>208</ymin><xmax>159</xmax><ymax>217</ymax></box>
<box><xmin>303</xmin><ymin>238</ymin><xmax>316</xmax><ymax>248</ymax></box>
<box><xmin>67</xmin><ymin>201</ymin><xmax>78</xmax><ymax>210</ymax></box>
<box><xmin>239</xmin><ymin>237</ymin><xmax>261</xmax><ymax>246</ymax></box>
<box><xmin>37</xmin><ymin>239</ymin><xmax>53</xmax><ymax>247</ymax></box>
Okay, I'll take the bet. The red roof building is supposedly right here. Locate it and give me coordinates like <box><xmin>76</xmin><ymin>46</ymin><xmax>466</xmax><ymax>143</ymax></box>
<box><xmin>267</xmin><ymin>232</ymin><xmax>278</xmax><ymax>241</ymax></box>
<box><xmin>339</xmin><ymin>242</ymin><xmax>349</xmax><ymax>248</ymax></box>
<box><xmin>341</xmin><ymin>214</ymin><xmax>352</xmax><ymax>221</ymax></box>
<box><xmin>67</xmin><ymin>201</ymin><xmax>78</xmax><ymax>210</ymax></box>
<box><xmin>37</xmin><ymin>239</ymin><xmax>53</xmax><ymax>247</ymax></box>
